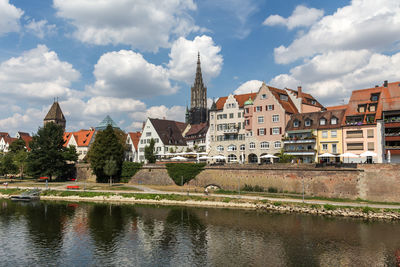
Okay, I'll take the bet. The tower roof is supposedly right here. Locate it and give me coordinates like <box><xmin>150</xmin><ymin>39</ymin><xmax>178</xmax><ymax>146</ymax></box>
<box><xmin>193</xmin><ymin>52</ymin><xmax>205</xmax><ymax>89</ymax></box>
<box><xmin>95</xmin><ymin>115</ymin><xmax>120</xmax><ymax>131</ymax></box>
<box><xmin>44</xmin><ymin>101</ymin><xmax>65</xmax><ymax>122</ymax></box>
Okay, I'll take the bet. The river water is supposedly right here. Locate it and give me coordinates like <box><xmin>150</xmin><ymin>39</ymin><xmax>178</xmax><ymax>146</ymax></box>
<box><xmin>0</xmin><ymin>199</ymin><xmax>399</xmax><ymax>266</ymax></box>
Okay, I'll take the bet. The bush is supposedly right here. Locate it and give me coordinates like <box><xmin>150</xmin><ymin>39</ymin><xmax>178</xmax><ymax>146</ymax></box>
<box><xmin>121</xmin><ymin>162</ymin><xmax>142</xmax><ymax>179</ymax></box>
<box><xmin>362</xmin><ymin>206</ymin><xmax>378</xmax><ymax>214</ymax></box>
<box><xmin>324</xmin><ymin>204</ymin><xmax>337</xmax><ymax>210</ymax></box>
<box><xmin>165</xmin><ymin>163</ymin><xmax>206</xmax><ymax>186</ymax></box>
<box><xmin>267</xmin><ymin>187</ymin><xmax>278</xmax><ymax>193</ymax></box>
<box><xmin>242</xmin><ymin>184</ymin><xmax>265</xmax><ymax>192</ymax></box>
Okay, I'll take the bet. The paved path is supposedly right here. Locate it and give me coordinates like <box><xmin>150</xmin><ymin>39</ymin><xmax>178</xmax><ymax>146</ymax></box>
<box><xmin>4</xmin><ymin>184</ymin><xmax>400</xmax><ymax>210</ymax></box>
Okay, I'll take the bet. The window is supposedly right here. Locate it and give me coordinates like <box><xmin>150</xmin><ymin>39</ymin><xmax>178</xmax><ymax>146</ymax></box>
<box><xmin>217</xmin><ymin>145</ymin><xmax>224</xmax><ymax>151</ymax></box>
<box><xmin>228</xmin><ymin>154</ymin><xmax>237</xmax><ymax>163</ymax></box>
<box><xmin>331</xmin><ymin>117</ymin><xmax>337</xmax><ymax>125</ymax></box>
<box><xmin>272</xmin><ymin>115</ymin><xmax>279</xmax><ymax>122</ymax></box>
<box><xmin>211</xmin><ymin>114</ymin><xmax>214</xmax><ymax>120</ymax></box>
<box><xmin>369</xmin><ymin>104</ymin><xmax>376</xmax><ymax>112</ymax></box>
<box><xmin>210</xmin><ymin>124</ymin><xmax>214</xmax><ymax>131</ymax></box>
<box><xmin>227</xmin><ymin>144</ymin><xmax>237</xmax><ymax>151</ymax></box>
<box><xmin>332</xmin><ymin>144</ymin><xmax>337</xmax><ymax>153</ymax></box>
<box><xmin>358</xmin><ymin>105</ymin><xmax>366</xmax><ymax>113</ymax></box>
<box><xmin>249</xmin><ymin>142</ymin><xmax>255</xmax><ymax>149</ymax></box>
<box><xmin>245</xmin><ymin>108</ymin><xmax>249</xmax><ymax>113</ymax></box>
<box><xmin>259</xmin><ymin>128</ymin><xmax>265</xmax><ymax>135</ymax></box>
<box><xmin>347</xmin><ymin>143</ymin><xmax>363</xmax><ymax>150</ymax></box>
<box><xmin>267</xmin><ymin>105</ymin><xmax>274</xmax><ymax>110</ymax></box>
<box><xmin>155</xmin><ymin>138</ymin><xmax>159</xmax><ymax>143</ymax></box>
<box><xmin>279</xmin><ymin>94</ymin><xmax>288</xmax><ymax>101</ymax></box>
<box><xmin>256</xmin><ymin>106</ymin><xmax>262</xmax><ymax>112</ymax></box>
<box><xmin>322</xmin><ymin>144</ymin><xmax>328</xmax><ymax>150</ymax></box>
<box><xmin>139</xmin><ymin>148</ymin><xmax>144</xmax><ymax>152</ymax></box>
<box><xmin>367</xmin><ymin>129</ymin><xmax>374</xmax><ymax>138</ymax></box>
<box><xmin>261</xmin><ymin>94</ymin><xmax>267</xmax><ymax>99</ymax></box>
<box><xmin>238</xmin><ymin>112</ymin><xmax>241</xmax><ymax>118</ymax></box>
<box><xmin>240</xmin><ymin>144</ymin><xmax>245</xmax><ymax>151</ymax></box>
<box><xmin>245</xmin><ymin>119</ymin><xmax>250</xmax><ymax>125</ymax></box>
<box><xmin>320</xmin><ymin>118</ymin><xmax>326</xmax><ymax>125</ymax></box>
<box><xmin>368</xmin><ymin>142</ymin><xmax>374</xmax><ymax>151</ymax></box>
<box><xmin>311</xmin><ymin>100</ymin><xmax>316</xmax><ymax>105</ymax></box>
<box><xmin>322</xmin><ymin>131</ymin><xmax>328</xmax><ymax>138</ymax></box>
<box><xmin>274</xmin><ymin>141</ymin><xmax>281</xmax><ymax>148</ymax></box>
<box><xmin>293</xmin><ymin>120</ymin><xmax>299</xmax><ymax>127</ymax></box>
<box><xmin>305</xmin><ymin>120</ymin><xmax>311</xmax><ymax>126</ymax></box>
<box><xmin>146</xmin><ymin>132</ymin><xmax>151</xmax><ymax>137</ymax></box>
<box><xmin>272</xmin><ymin>127</ymin><xmax>280</xmax><ymax>135</ymax></box>
<box><xmin>331</xmin><ymin>130</ymin><xmax>337</xmax><ymax>138</ymax></box>
<box><xmin>258</xmin><ymin>116</ymin><xmax>264</xmax><ymax>123</ymax></box>
<box><xmin>229</xmin><ymin>113</ymin><xmax>234</xmax><ymax>119</ymax></box>
<box><xmin>347</xmin><ymin>130</ymin><xmax>363</xmax><ymax>138</ymax></box>
<box><xmin>371</xmin><ymin>93</ymin><xmax>379</xmax><ymax>101</ymax></box>
<box><xmin>260</xmin><ymin>142</ymin><xmax>269</xmax><ymax>149</ymax></box>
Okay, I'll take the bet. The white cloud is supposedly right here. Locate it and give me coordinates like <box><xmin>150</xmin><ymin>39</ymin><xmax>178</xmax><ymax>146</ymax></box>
<box><xmin>146</xmin><ymin>105</ymin><xmax>186</xmax><ymax>122</ymax></box>
<box><xmin>234</xmin><ymin>80</ymin><xmax>262</xmax><ymax>94</ymax></box>
<box><xmin>263</xmin><ymin>5</ymin><xmax>324</xmax><ymax>30</ymax></box>
<box><xmin>25</xmin><ymin>19</ymin><xmax>56</xmax><ymax>38</ymax></box>
<box><xmin>168</xmin><ymin>35</ymin><xmax>223</xmax><ymax>84</ymax></box>
<box><xmin>0</xmin><ymin>0</ymin><xmax>23</xmax><ymax>36</ymax></box>
<box><xmin>273</xmin><ymin>0</ymin><xmax>400</xmax><ymax>64</ymax></box>
<box><xmin>88</xmin><ymin>50</ymin><xmax>177</xmax><ymax>98</ymax></box>
<box><xmin>84</xmin><ymin>96</ymin><xmax>146</xmax><ymax>116</ymax></box>
<box><xmin>54</xmin><ymin>0</ymin><xmax>200</xmax><ymax>52</ymax></box>
<box><xmin>0</xmin><ymin>45</ymin><xmax>80</xmax><ymax>101</ymax></box>
<box><xmin>0</xmin><ymin>107</ymin><xmax>45</xmax><ymax>135</ymax></box>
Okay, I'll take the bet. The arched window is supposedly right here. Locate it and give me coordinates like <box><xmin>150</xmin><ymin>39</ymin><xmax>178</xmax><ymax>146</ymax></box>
<box><xmin>240</xmin><ymin>144</ymin><xmax>245</xmax><ymax>151</ymax></box>
<box><xmin>274</xmin><ymin>141</ymin><xmax>281</xmax><ymax>149</ymax></box>
<box><xmin>249</xmin><ymin>142</ymin><xmax>255</xmax><ymax>149</ymax></box>
<box><xmin>260</xmin><ymin>142</ymin><xmax>269</xmax><ymax>149</ymax></box>
<box><xmin>217</xmin><ymin>145</ymin><xmax>224</xmax><ymax>151</ymax></box>
<box><xmin>227</xmin><ymin>144</ymin><xmax>237</xmax><ymax>151</ymax></box>
<box><xmin>228</xmin><ymin>154</ymin><xmax>237</xmax><ymax>163</ymax></box>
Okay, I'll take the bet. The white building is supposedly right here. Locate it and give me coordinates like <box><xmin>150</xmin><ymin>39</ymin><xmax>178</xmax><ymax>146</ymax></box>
<box><xmin>125</xmin><ymin>132</ymin><xmax>141</xmax><ymax>162</ymax></box>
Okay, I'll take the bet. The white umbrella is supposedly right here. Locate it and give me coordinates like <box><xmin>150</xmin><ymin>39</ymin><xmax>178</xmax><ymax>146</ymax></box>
<box><xmin>339</xmin><ymin>152</ymin><xmax>359</xmax><ymax>163</ymax></box>
<box><xmin>260</xmin><ymin>154</ymin><xmax>278</xmax><ymax>159</ymax></box>
<box><xmin>197</xmin><ymin>152</ymin><xmax>208</xmax><ymax>155</ymax></box>
<box><xmin>184</xmin><ymin>152</ymin><xmax>197</xmax><ymax>155</ymax></box>
<box><xmin>388</xmin><ymin>150</ymin><xmax>391</xmax><ymax>163</ymax></box>
<box><xmin>198</xmin><ymin>156</ymin><xmax>212</xmax><ymax>160</ymax></box>
<box><xmin>170</xmin><ymin>156</ymin><xmax>187</xmax><ymax>161</ymax></box>
<box><xmin>318</xmin><ymin>153</ymin><xmax>336</xmax><ymax>157</ymax></box>
<box><xmin>360</xmin><ymin>151</ymin><xmax>377</xmax><ymax>157</ymax></box>
<box><xmin>212</xmin><ymin>155</ymin><xmax>226</xmax><ymax>160</ymax></box>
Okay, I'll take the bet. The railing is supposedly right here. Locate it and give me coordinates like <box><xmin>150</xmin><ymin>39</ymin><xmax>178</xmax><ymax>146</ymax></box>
<box><xmin>385</xmin><ymin>146</ymin><xmax>400</xmax><ymax>149</ymax></box>
<box><xmin>283</xmin><ymin>138</ymin><xmax>315</xmax><ymax>144</ymax></box>
<box><xmin>223</xmin><ymin>128</ymin><xmax>239</xmax><ymax>133</ymax></box>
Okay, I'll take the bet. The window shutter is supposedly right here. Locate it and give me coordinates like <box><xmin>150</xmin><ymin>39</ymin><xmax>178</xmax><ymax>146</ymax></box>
<box><xmin>264</xmin><ymin>128</ymin><xmax>266</xmax><ymax>134</ymax></box>
<box><xmin>266</xmin><ymin>105</ymin><xmax>268</xmax><ymax>110</ymax></box>
<box><xmin>257</xmin><ymin>129</ymin><xmax>259</xmax><ymax>136</ymax></box>
<box><xmin>272</xmin><ymin>105</ymin><xmax>274</xmax><ymax>110</ymax></box>
<box><xmin>254</xmin><ymin>107</ymin><xmax>256</xmax><ymax>112</ymax></box>
<box><xmin>279</xmin><ymin>127</ymin><xmax>282</xmax><ymax>134</ymax></box>
<box><xmin>270</xmin><ymin>128</ymin><xmax>272</xmax><ymax>135</ymax></box>
<box><xmin>260</xmin><ymin>106</ymin><xmax>263</xmax><ymax>111</ymax></box>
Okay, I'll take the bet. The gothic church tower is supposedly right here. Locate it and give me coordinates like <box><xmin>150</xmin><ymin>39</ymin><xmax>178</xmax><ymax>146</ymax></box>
<box><xmin>186</xmin><ymin>52</ymin><xmax>208</xmax><ymax>124</ymax></box>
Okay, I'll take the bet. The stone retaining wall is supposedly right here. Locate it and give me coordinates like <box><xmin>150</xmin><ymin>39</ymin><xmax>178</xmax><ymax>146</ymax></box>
<box><xmin>130</xmin><ymin>163</ymin><xmax>400</xmax><ymax>202</ymax></box>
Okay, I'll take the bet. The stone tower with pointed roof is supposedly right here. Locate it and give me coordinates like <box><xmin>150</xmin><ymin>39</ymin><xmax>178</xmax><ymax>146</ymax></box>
<box><xmin>187</xmin><ymin>52</ymin><xmax>208</xmax><ymax>124</ymax></box>
<box><xmin>44</xmin><ymin>101</ymin><xmax>66</xmax><ymax>129</ymax></box>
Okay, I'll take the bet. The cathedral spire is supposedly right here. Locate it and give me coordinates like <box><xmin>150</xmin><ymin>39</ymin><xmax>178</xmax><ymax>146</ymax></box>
<box><xmin>194</xmin><ymin>51</ymin><xmax>204</xmax><ymax>89</ymax></box>
<box><xmin>188</xmin><ymin>52</ymin><xmax>208</xmax><ymax>124</ymax></box>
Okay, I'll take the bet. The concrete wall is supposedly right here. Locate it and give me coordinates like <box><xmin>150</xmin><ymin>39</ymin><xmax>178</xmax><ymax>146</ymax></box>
<box><xmin>130</xmin><ymin>163</ymin><xmax>400</xmax><ymax>202</ymax></box>
<box><xmin>76</xmin><ymin>163</ymin><xmax>96</xmax><ymax>182</ymax></box>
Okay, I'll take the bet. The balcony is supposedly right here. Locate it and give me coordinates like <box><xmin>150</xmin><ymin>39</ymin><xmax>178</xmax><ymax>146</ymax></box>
<box><xmin>284</xmin><ymin>149</ymin><xmax>316</xmax><ymax>156</ymax></box>
<box><xmin>223</xmin><ymin>128</ymin><xmax>239</xmax><ymax>134</ymax></box>
<box><xmin>282</xmin><ymin>137</ymin><xmax>316</xmax><ymax>144</ymax></box>
<box><xmin>385</xmin><ymin>145</ymin><xmax>400</xmax><ymax>150</ymax></box>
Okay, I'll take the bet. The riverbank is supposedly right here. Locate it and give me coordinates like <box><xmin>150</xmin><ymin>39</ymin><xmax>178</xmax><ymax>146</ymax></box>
<box><xmin>1</xmin><ymin>189</ymin><xmax>400</xmax><ymax>221</ymax></box>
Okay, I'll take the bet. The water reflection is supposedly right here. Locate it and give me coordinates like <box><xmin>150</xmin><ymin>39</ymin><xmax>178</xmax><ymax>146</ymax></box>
<box><xmin>0</xmin><ymin>200</ymin><xmax>399</xmax><ymax>266</ymax></box>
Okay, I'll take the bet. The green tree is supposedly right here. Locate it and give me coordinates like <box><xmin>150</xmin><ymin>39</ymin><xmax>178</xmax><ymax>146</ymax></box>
<box><xmin>2</xmin><ymin>152</ymin><xmax>18</xmax><ymax>175</ymax></box>
<box><xmin>13</xmin><ymin>149</ymin><xmax>28</xmax><ymax>179</ymax></box>
<box><xmin>277</xmin><ymin>149</ymin><xmax>294</xmax><ymax>163</ymax></box>
<box><xmin>27</xmin><ymin>122</ymin><xmax>77</xmax><ymax>181</ymax></box>
<box><xmin>9</xmin><ymin>138</ymin><xmax>26</xmax><ymax>153</ymax></box>
<box><xmin>104</xmin><ymin>157</ymin><xmax>118</xmax><ymax>186</ymax></box>
<box><xmin>144</xmin><ymin>138</ymin><xmax>156</xmax><ymax>163</ymax></box>
<box><xmin>87</xmin><ymin>124</ymin><xmax>124</xmax><ymax>183</ymax></box>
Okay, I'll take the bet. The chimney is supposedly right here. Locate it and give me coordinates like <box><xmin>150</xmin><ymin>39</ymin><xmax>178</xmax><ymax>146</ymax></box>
<box><xmin>384</xmin><ymin>80</ymin><xmax>388</xmax><ymax>87</ymax></box>
<box><xmin>375</xmin><ymin>85</ymin><xmax>379</xmax><ymax>88</ymax></box>
<box><xmin>297</xmin><ymin>86</ymin><xmax>302</xmax><ymax>98</ymax></box>
<box><xmin>163</xmin><ymin>117</ymin><xmax>166</xmax><ymax>120</ymax></box>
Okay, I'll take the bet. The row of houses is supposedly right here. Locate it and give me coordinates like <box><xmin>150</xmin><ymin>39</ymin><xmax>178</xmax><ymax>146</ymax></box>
<box><xmin>0</xmin><ymin>132</ymin><xmax>32</xmax><ymax>153</ymax></box>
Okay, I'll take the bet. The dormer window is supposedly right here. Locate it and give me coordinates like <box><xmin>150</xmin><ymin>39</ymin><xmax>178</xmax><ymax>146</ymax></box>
<box><xmin>305</xmin><ymin>120</ymin><xmax>311</xmax><ymax>127</ymax></box>
<box><xmin>280</xmin><ymin>94</ymin><xmax>288</xmax><ymax>101</ymax></box>
<box><xmin>331</xmin><ymin>117</ymin><xmax>337</xmax><ymax>125</ymax></box>
<box><xmin>261</xmin><ymin>94</ymin><xmax>267</xmax><ymax>99</ymax></box>
<box><xmin>369</xmin><ymin>104</ymin><xmax>376</xmax><ymax>112</ymax></box>
<box><xmin>358</xmin><ymin>105</ymin><xmax>366</xmax><ymax>113</ymax></box>
<box><xmin>320</xmin><ymin>118</ymin><xmax>326</xmax><ymax>125</ymax></box>
<box><xmin>293</xmin><ymin>120</ymin><xmax>299</xmax><ymax>127</ymax></box>
<box><xmin>371</xmin><ymin>93</ymin><xmax>380</xmax><ymax>101</ymax></box>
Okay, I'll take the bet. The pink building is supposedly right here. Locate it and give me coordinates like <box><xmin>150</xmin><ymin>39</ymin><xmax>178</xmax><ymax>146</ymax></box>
<box><xmin>244</xmin><ymin>82</ymin><xmax>322</xmax><ymax>163</ymax></box>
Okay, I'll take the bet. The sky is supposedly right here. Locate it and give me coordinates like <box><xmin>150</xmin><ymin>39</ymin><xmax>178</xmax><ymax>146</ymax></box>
<box><xmin>1</xmin><ymin>0</ymin><xmax>400</xmax><ymax>135</ymax></box>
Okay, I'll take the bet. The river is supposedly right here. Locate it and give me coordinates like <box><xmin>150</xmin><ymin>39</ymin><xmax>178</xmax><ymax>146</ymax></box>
<box><xmin>0</xmin><ymin>199</ymin><xmax>399</xmax><ymax>266</ymax></box>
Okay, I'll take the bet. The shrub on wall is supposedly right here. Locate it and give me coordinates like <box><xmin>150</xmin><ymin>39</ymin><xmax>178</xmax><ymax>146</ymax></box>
<box><xmin>165</xmin><ymin>163</ymin><xmax>206</xmax><ymax>186</ymax></box>
<box><xmin>121</xmin><ymin>162</ymin><xmax>142</xmax><ymax>182</ymax></box>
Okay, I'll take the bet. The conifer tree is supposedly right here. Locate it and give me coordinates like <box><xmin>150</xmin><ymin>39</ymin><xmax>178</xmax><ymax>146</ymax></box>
<box><xmin>88</xmin><ymin>124</ymin><xmax>124</xmax><ymax>183</ymax></box>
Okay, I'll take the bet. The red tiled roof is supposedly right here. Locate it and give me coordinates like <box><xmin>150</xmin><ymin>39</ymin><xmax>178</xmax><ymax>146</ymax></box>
<box><xmin>63</xmin><ymin>132</ymin><xmax>72</xmax><ymax>147</ymax></box>
<box><xmin>381</xmin><ymin>82</ymin><xmax>400</xmax><ymax>111</ymax></box>
<box><xmin>185</xmin><ymin>122</ymin><xmax>208</xmax><ymax>137</ymax></box>
<box><xmin>286</xmin><ymin>109</ymin><xmax>346</xmax><ymax>131</ymax></box>
<box><xmin>0</xmin><ymin>132</ymin><xmax>10</xmax><ymax>138</ymax></box>
<box><xmin>149</xmin><ymin>118</ymin><xmax>187</xmax><ymax>146</ymax></box>
<box><xmin>3</xmin><ymin>136</ymin><xmax>17</xmax><ymax>146</ymax></box>
<box><xmin>215</xmin><ymin>93</ymin><xmax>257</xmax><ymax>110</ymax></box>
<box><xmin>268</xmin><ymin>86</ymin><xmax>299</xmax><ymax>114</ymax></box>
<box><xmin>128</xmin><ymin>132</ymin><xmax>141</xmax><ymax>150</ymax></box>
<box><xmin>20</xmin><ymin>135</ymin><xmax>32</xmax><ymax>151</ymax></box>
<box><xmin>326</xmin><ymin>105</ymin><xmax>348</xmax><ymax>111</ymax></box>
<box><xmin>63</xmin><ymin>130</ymin><xmax>95</xmax><ymax>147</ymax></box>
<box><xmin>285</xmin><ymin>88</ymin><xmax>324</xmax><ymax>108</ymax></box>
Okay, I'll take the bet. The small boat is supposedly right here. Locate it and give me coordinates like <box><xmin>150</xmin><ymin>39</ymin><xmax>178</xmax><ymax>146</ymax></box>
<box><xmin>10</xmin><ymin>189</ymin><xmax>41</xmax><ymax>201</ymax></box>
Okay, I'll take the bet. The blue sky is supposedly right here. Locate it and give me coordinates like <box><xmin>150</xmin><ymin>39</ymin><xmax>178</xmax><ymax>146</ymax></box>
<box><xmin>1</xmin><ymin>0</ymin><xmax>400</xmax><ymax>135</ymax></box>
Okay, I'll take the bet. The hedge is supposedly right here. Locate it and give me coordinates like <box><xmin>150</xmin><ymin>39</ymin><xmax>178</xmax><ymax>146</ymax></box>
<box><xmin>165</xmin><ymin>163</ymin><xmax>206</xmax><ymax>186</ymax></box>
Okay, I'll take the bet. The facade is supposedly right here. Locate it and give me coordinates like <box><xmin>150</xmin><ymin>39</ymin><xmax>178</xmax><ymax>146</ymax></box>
<box><xmin>138</xmin><ymin>118</ymin><xmax>187</xmax><ymax>162</ymax></box>
<box><xmin>208</xmin><ymin>93</ymin><xmax>255</xmax><ymax>163</ymax></box>
<box><xmin>186</xmin><ymin>53</ymin><xmax>208</xmax><ymax>124</ymax></box>
<box><xmin>184</xmin><ymin>122</ymin><xmax>208</xmax><ymax>152</ymax></box>
<box><xmin>342</xmin><ymin>85</ymin><xmax>383</xmax><ymax>163</ymax></box>
<box><xmin>125</xmin><ymin>132</ymin><xmax>141</xmax><ymax>162</ymax></box>
<box><xmin>63</xmin><ymin>129</ymin><xmax>96</xmax><ymax>161</ymax></box>
<box><xmin>244</xmin><ymin>83</ymin><xmax>322</xmax><ymax>163</ymax></box>
<box><xmin>44</xmin><ymin>101</ymin><xmax>66</xmax><ymax>129</ymax></box>
<box><xmin>0</xmin><ymin>136</ymin><xmax>17</xmax><ymax>153</ymax></box>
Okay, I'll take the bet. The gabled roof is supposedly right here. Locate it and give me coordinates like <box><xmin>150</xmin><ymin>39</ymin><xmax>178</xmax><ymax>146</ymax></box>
<box><xmin>128</xmin><ymin>132</ymin><xmax>141</xmax><ymax>150</ymax></box>
<box><xmin>149</xmin><ymin>118</ymin><xmax>187</xmax><ymax>146</ymax></box>
<box><xmin>185</xmin><ymin>122</ymin><xmax>209</xmax><ymax>140</ymax></box>
<box><xmin>326</xmin><ymin>105</ymin><xmax>348</xmax><ymax>111</ymax></box>
<box><xmin>285</xmin><ymin>88</ymin><xmax>324</xmax><ymax>108</ymax></box>
<box><xmin>0</xmin><ymin>132</ymin><xmax>10</xmax><ymax>138</ymax></box>
<box><xmin>17</xmin><ymin>132</ymin><xmax>30</xmax><ymax>137</ymax></box>
<box><xmin>215</xmin><ymin>93</ymin><xmax>257</xmax><ymax>110</ymax></box>
<box><xmin>20</xmin><ymin>135</ymin><xmax>32</xmax><ymax>151</ymax></box>
<box><xmin>381</xmin><ymin>82</ymin><xmax>400</xmax><ymax>111</ymax></box>
<box><xmin>2</xmin><ymin>136</ymin><xmax>17</xmax><ymax>146</ymax></box>
<box><xmin>44</xmin><ymin>101</ymin><xmax>66</xmax><ymax>122</ymax></box>
<box><xmin>268</xmin><ymin>86</ymin><xmax>299</xmax><ymax>114</ymax></box>
<box><xmin>63</xmin><ymin>130</ymin><xmax>95</xmax><ymax>147</ymax></box>
<box><xmin>286</xmin><ymin>109</ymin><xmax>345</xmax><ymax>131</ymax></box>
